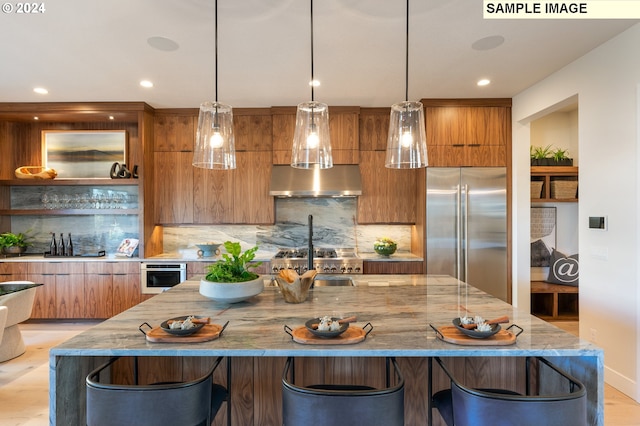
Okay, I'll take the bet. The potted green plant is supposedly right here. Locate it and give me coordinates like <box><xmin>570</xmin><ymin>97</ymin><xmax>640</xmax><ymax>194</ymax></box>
<box><xmin>530</xmin><ymin>145</ymin><xmax>553</xmax><ymax>166</ymax></box>
<box><xmin>199</xmin><ymin>241</ymin><xmax>264</xmax><ymax>303</ymax></box>
<box><xmin>531</xmin><ymin>145</ymin><xmax>573</xmax><ymax>166</ymax></box>
<box><xmin>550</xmin><ymin>147</ymin><xmax>573</xmax><ymax>166</ymax></box>
<box><xmin>0</xmin><ymin>231</ymin><xmax>31</xmax><ymax>254</ymax></box>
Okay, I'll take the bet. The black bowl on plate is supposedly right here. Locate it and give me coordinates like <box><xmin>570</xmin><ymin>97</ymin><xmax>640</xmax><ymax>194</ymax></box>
<box><xmin>160</xmin><ymin>316</ymin><xmax>206</xmax><ymax>336</ymax></box>
<box><xmin>305</xmin><ymin>317</ymin><xmax>349</xmax><ymax>338</ymax></box>
<box><xmin>452</xmin><ymin>318</ymin><xmax>501</xmax><ymax>339</ymax></box>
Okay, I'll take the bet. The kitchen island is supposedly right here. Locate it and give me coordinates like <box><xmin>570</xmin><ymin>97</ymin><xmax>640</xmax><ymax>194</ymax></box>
<box><xmin>50</xmin><ymin>275</ymin><xmax>603</xmax><ymax>425</ymax></box>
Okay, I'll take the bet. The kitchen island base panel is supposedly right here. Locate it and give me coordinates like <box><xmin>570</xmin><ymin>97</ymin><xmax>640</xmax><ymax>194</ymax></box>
<box><xmin>50</xmin><ymin>355</ymin><xmax>602</xmax><ymax>426</ymax></box>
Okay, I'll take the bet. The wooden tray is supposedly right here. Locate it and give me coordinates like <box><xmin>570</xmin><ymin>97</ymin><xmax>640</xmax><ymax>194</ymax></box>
<box><xmin>286</xmin><ymin>324</ymin><xmax>371</xmax><ymax>345</ymax></box>
<box><xmin>142</xmin><ymin>323</ymin><xmax>225</xmax><ymax>343</ymax></box>
<box><xmin>432</xmin><ymin>325</ymin><xmax>518</xmax><ymax>346</ymax></box>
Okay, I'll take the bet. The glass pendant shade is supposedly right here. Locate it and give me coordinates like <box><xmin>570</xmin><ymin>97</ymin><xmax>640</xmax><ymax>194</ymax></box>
<box><xmin>385</xmin><ymin>101</ymin><xmax>428</xmax><ymax>169</ymax></box>
<box><xmin>291</xmin><ymin>101</ymin><xmax>333</xmax><ymax>169</ymax></box>
<box><xmin>193</xmin><ymin>101</ymin><xmax>236</xmax><ymax>170</ymax></box>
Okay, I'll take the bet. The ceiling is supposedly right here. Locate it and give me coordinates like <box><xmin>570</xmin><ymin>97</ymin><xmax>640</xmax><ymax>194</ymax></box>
<box><xmin>0</xmin><ymin>0</ymin><xmax>636</xmax><ymax>109</ymax></box>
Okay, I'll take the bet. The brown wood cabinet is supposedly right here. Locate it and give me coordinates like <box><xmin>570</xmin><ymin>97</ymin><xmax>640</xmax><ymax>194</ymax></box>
<box><xmin>357</xmin><ymin>151</ymin><xmax>417</xmax><ymax>224</ymax></box>
<box><xmin>363</xmin><ymin>260</ymin><xmax>423</xmax><ymax>274</ymax></box>
<box><xmin>154</xmin><ymin>152</ymin><xmax>194</xmax><ymax>224</ymax></box>
<box><xmin>153</xmin><ymin>112</ymin><xmax>197</xmax><ymax>152</ymax></box>
<box><xmin>0</xmin><ymin>262</ymin><xmax>27</xmax><ymax>281</ymax></box>
<box><xmin>232</xmin><ymin>152</ymin><xmax>273</xmax><ymax>223</ymax></box>
<box><xmin>17</xmin><ymin>260</ymin><xmax>142</xmax><ymax>320</ymax></box>
<box><xmin>271</xmin><ymin>106</ymin><xmax>360</xmax><ymax>165</ymax></box>
<box><xmin>155</xmin><ymin>109</ymin><xmax>274</xmax><ymax>224</ymax></box>
<box><xmin>84</xmin><ymin>261</ymin><xmax>141</xmax><ymax>318</ymax></box>
<box><xmin>28</xmin><ymin>261</ymin><xmax>84</xmax><ymax>319</ymax></box>
<box><xmin>423</xmin><ymin>99</ymin><xmax>511</xmax><ymax>167</ymax></box>
<box><xmin>359</xmin><ymin>107</ymin><xmax>390</xmax><ymax>151</ymax></box>
<box><xmin>234</xmin><ymin>108</ymin><xmax>272</xmax><ymax>152</ymax></box>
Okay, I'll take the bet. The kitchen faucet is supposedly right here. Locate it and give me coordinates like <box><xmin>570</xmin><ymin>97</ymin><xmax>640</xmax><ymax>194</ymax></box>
<box><xmin>308</xmin><ymin>214</ymin><xmax>314</xmax><ymax>273</ymax></box>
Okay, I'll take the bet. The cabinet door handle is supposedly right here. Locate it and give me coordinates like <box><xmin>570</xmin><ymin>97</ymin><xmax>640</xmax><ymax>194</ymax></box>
<box><xmin>467</xmin><ymin>143</ymin><xmax>481</xmax><ymax>147</ymax></box>
<box><xmin>452</xmin><ymin>144</ymin><xmax>465</xmax><ymax>147</ymax></box>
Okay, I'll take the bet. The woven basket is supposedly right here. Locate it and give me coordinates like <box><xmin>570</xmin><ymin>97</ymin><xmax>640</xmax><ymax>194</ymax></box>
<box><xmin>530</xmin><ymin>181</ymin><xmax>543</xmax><ymax>199</ymax></box>
<box><xmin>550</xmin><ymin>180</ymin><xmax>578</xmax><ymax>199</ymax></box>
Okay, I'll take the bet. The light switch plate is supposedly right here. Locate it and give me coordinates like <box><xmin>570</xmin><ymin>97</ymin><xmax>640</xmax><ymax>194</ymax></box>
<box><xmin>589</xmin><ymin>216</ymin><xmax>607</xmax><ymax>230</ymax></box>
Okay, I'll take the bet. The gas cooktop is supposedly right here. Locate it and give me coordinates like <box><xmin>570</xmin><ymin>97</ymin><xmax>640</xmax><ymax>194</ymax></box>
<box><xmin>270</xmin><ymin>247</ymin><xmax>362</xmax><ymax>274</ymax></box>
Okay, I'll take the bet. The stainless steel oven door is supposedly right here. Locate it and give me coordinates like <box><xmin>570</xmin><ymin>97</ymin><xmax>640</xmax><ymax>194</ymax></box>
<box><xmin>140</xmin><ymin>263</ymin><xmax>187</xmax><ymax>294</ymax></box>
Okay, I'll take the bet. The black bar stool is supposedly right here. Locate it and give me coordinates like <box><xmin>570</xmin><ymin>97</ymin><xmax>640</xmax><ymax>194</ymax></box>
<box><xmin>86</xmin><ymin>356</ymin><xmax>230</xmax><ymax>426</ymax></box>
<box><xmin>282</xmin><ymin>357</ymin><xmax>405</xmax><ymax>426</ymax></box>
<box><xmin>428</xmin><ymin>356</ymin><xmax>587</xmax><ymax>426</ymax></box>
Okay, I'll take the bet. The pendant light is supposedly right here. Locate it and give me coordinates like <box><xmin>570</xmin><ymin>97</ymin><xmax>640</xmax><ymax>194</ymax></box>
<box><xmin>193</xmin><ymin>0</ymin><xmax>236</xmax><ymax>170</ymax></box>
<box><xmin>385</xmin><ymin>0</ymin><xmax>428</xmax><ymax>169</ymax></box>
<box><xmin>291</xmin><ymin>0</ymin><xmax>333</xmax><ymax>170</ymax></box>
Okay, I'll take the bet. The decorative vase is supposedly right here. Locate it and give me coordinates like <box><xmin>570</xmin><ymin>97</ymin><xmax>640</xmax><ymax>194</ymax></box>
<box><xmin>199</xmin><ymin>275</ymin><xmax>264</xmax><ymax>303</ymax></box>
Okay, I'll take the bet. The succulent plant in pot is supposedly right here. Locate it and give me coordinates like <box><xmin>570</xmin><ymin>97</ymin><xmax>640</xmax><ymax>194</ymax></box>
<box><xmin>551</xmin><ymin>147</ymin><xmax>573</xmax><ymax>166</ymax></box>
<box><xmin>0</xmin><ymin>231</ymin><xmax>31</xmax><ymax>254</ymax></box>
<box><xmin>199</xmin><ymin>241</ymin><xmax>264</xmax><ymax>303</ymax></box>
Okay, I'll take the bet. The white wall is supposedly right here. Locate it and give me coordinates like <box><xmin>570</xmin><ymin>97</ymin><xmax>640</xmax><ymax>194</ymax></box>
<box><xmin>513</xmin><ymin>23</ymin><xmax>640</xmax><ymax>400</ymax></box>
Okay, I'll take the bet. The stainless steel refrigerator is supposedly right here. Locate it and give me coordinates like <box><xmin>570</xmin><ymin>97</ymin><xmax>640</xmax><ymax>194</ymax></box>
<box><xmin>426</xmin><ymin>168</ymin><xmax>508</xmax><ymax>301</ymax></box>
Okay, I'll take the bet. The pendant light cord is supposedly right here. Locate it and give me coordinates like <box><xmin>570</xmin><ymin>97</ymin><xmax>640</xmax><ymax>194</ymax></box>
<box><xmin>215</xmin><ymin>0</ymin><xmax>219</xmax><ymax>103</ymax></box>
<box><xmin>310</xmin><ymin>0</ymin><xmax>315</xmax><ymax>102</ymax></box>
<box><xmin>405</xmin><ymin>0</ymin><xmax>409</xmax><ymax>102</ymax></box>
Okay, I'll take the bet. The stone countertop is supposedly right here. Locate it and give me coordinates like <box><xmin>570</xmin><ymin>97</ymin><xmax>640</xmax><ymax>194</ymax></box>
<box><xmin>147</xmin><ymin>250</ymin><xmax>422</xmax><ymax>262</ymax></box>
<box><xmin>51</xmin><ymin>274</ymin><xmax>601</xmax><ymax>359</ymax></box>
<box><xmin>1</xmin><ymin>251</ymin><xmax>422</xmax><ymax>263</ymax></box>
<box><xmin>0</xmin><ymin>253</ymin><xmax>141</xmax><ymax>262</ymax></box>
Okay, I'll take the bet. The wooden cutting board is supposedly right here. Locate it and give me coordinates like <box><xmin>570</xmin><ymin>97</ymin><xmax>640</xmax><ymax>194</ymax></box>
<box><xmin>435</xmin><ymin>325</ymin><xmax>517</xmax><ymax>346</ymax></box>
<box><xmin>144</xmin><ymin>324</ymin><xmax>224</xmax><ymax>343</ymax></box>
<box><xmin>290</xmin><ymin>326</ymin><xmax>367</xmax><ymax>345</ymax></box>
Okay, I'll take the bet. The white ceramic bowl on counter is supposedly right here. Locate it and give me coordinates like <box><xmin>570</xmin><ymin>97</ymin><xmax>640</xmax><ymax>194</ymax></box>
<box><xmin>199</xmin><ymin>276</ymin><xmax>264</xmax><ymax>303</ymax></box>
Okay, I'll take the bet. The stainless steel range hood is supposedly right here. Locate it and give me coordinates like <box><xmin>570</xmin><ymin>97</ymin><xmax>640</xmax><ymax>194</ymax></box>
<box><xmin>269</xmin><ymin>165</ymin><xmax>362</xmax><ymax>197</ymax></box>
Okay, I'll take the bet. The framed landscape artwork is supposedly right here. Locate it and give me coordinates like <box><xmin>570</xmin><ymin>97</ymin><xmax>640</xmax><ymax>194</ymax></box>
<box><xmin>42</xmin><ymin>130</ymin><xmax>127</xmax><ymax>179</ymax></box>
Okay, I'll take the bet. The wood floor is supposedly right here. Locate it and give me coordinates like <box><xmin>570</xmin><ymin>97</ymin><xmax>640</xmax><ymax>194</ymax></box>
<box><xmin>1</xmin><ymin>320</ymin><xmax>639</xmax><ymax>425</ymax></box>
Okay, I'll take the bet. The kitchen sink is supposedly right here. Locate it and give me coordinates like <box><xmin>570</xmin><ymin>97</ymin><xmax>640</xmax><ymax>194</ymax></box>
<box><xmin>313</xmin><ymin>276</ymin><xmax>355</xmax><ymax>287</ymax></box>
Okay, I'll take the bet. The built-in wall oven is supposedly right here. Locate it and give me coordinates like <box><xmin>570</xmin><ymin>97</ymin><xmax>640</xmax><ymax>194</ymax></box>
<box><xmin>140</xmin><ymin>262</ymin><xmax>187</xmax><ymax>294</ymax></box>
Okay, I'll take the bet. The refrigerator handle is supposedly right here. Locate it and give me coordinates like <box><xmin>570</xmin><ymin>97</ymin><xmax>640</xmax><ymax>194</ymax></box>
<box><xmin>456</xmin><ymin>184</ymin><xmax>462</xmax><ymax>282</ymax></box>
<box><xmin>462</xmin><ymin>184</ymin><xmax>469</xmax><ymax>283</ymax></box>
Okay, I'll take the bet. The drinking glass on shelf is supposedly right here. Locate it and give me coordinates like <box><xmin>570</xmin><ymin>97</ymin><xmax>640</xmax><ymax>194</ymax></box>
<box><xmin>61</xmin><ymin>194</ymin><xmax>72</xmax><ymax>209</ymax></box>
<box><xmin>50</xmin><ymin>194</ymin><xmax>59</xmax><ymax>209</ymax></box>
<box><xmin>41</xmin><ymin>193</ymin><xmax>50</xmax><ymax>209</ymax></box>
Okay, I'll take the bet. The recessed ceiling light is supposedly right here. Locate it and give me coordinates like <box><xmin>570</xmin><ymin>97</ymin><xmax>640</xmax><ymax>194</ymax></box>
<box><xmin>33</xmin><ymin>116</ymin><xmax>39</xmax><ymax>120</ymax></box>
<box><xmin>477</xmin><ymin>79</ymin><xmax>491</xmax><ymax>86</ymax></box>
<box><xmin>108</xmin><ymin>115</ymin><xmax>115</xmax><ymax>120</ymax></box>
<box><xmin>140</xmin><ymin>80</ymin><xmax>154</xmax><ymax>88</ymax></box>
<box><xmin>33</xmin><ymin>87</ymin><xmax>48</xmax><ymax>94</ymax></box>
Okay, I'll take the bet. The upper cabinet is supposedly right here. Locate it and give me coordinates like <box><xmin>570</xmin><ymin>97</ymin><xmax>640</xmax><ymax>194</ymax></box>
<box><xmin>359</xmin><ymin>107</ymin><xmax>390</xmax><ymax>151</ymax></box>
<box><xmin>153</xmin><ymin>108</ymin><xmax>274</xmax><ymax>225</ymax></box>
<box><xmin>271</xmin><ymin>106</ymin><xmax>360</xmax><ymax>165</ymax></box>
<box><xmin>357</xmin><ymin>108</ymin><xmax>417</xmax><ymax>224</ymax></box>
<box><xmin>422</xmin><ymin>99</ymin><xmax>511</xmax><ymax>167</ymax></box>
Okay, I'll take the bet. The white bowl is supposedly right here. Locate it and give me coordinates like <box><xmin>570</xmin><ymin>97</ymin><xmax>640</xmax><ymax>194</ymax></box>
<box><xmin>199</xmin><ymin>276</ymin><xmax>264</xmax><ymax>303</ymax></box>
